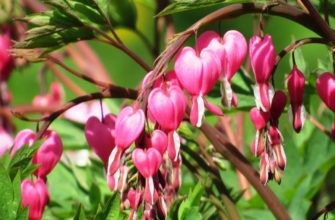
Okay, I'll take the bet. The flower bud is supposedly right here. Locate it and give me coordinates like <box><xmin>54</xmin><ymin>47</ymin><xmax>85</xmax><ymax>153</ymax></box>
<box><xmin>0</xmin><ymin>127</ymin><xmax>13</xmax><ymax>156</ymax></box>
<box><xmin>287</xmin><ymin>66</ymin><xmax>305</xmax><ymax>132</ymax></box>
<box><xmin>0</xmin><ymin>31</ymin><xmax>14</xmax><ymax>82</ymax></box>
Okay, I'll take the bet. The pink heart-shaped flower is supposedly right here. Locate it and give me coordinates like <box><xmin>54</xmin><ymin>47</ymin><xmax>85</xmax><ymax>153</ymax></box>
<box><xmin>174</xmin><ymin>47</ymin><xmax>221</xmax><ymax>96</ymax></box>
<box><xmin>21</xmin><ymin>178</ymin><xmax>49</xmax><ymax>220</ymax></box>
<box><xmin>148</xmin><ymin>84</ymin><xmax>186</xmax><ymax>131</ymax></box>
<box><xmin>132</xmin><ymin>148</ymin><xmax>162</xmax><ymax>178</ymax></box>
<box><xmin>115</xmin><ymin>106</ymin><xmax>145</xmax><ymax>149</ymax></box>
<box><xmin>150</xmin><ymin>130</ymin><xmax>168</xmax><ymax>156</ymax></box>
<box><xmin>33</xmin><ymin>130</ymin><xmax>63</xmax><ymax>178</ymax></box>
<box><xmin>316</xmin><ymin>72</ymin><xmax>335</xmax><ymax>112</ymax></box>
<box><xmin>85</xmin><ymin>114</ymin><xmax>116</xmax><ymax>166</ymax></box>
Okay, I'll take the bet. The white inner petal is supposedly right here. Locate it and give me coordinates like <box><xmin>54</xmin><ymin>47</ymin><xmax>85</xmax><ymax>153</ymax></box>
<box><xmin>253</xmin><ymin>84</ymin><xmax>266</xmax><ymax>111</ymax></box>
<box><xmin>149</xmin><ymin>177</ymin><xmax>155</xmax><ymax>204</ymax></box>
<box><xmin>113</xmin><ymin>169</ymin><xmax>120</xmax><ymax>191</ymax></box>
<box><xmin>196</xmin><ymin>95</ymin><xmax>205</xmax><ymax>127</ymax></box>
<box><xmin>173</xmin><ymin>131</ymin><xmax>181</xmax><ymax>161</ymax></box>
<box><xmin>300</xmin><ymin>105</ymin><xmax>306</xmax><ymax>129</ymax></box>
<box><xmin>268</xmin><ymin>83</ymin><xmax>275</xmax><ymax>105</ymax></box>
<box><xmin>223</xmin><ymin>78</ymin><xmax>233</xmax><ymax>108</ymax></box>
<box><xmin>107</xmin><ymin>147</ymin><xmax>118</xmax><ymax>176</ymax></box>
<box><xmin>120</xmin><ymin>168</ymin><xmax>128</xmax><ymax>193</ymax></box>
<box><xmin>161</xmin><ymin>197</ymin><xmax>167</xmax><ymax>217</ymax></box>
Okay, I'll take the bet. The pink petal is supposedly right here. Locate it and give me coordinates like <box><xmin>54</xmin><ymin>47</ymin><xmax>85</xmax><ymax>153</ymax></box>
<box><xmin>115</xmin><ymin>106</ymin><xmax>145</xmax><ymax>149</ymax></box>
<box><xmin>84</xmin><ymin>115</ymin><xmax>115</xmax><ymax>167</ymax></box>
<box><xmin>150</xmin><ymin>130</ymin><xmax>168</xmax><ymax>156</ymax></box>
<box><xmin>33</xmin><ymin>130</ymin><xmax>63</xmax><ymax>178</ymax></box>
<box><xmin>11</xmin><ymin>129</ymin><xmax>36</xmax><ymax>156</ymax></box>
<box><xmin>316</xmin><ymin>72</ymin><xmax>335</xmax><ymax>112</ymax></box>
<box><xmin>222</xmin><ymin>30</ymin><xmax>247</xmax><ymax>81</ymax></box>
<box><xmin>0</xmin><ymin>127</ymin><xmax>13</xmax><ymax>156</ymax></box>
<box><xmin>174</xmin><ymin>47</ymin><xmax>203</xmax><ymax>96</ymax></box>
<box><xmin>204</xmin><ymin>98</ymin><xmax>223</xmax><ymax>116</ymax></box>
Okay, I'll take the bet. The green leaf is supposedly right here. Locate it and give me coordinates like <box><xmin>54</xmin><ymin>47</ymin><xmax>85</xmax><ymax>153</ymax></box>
<box><xmin>0</xmin><ymin>163</ymin><xmax>17</xmax><ymax>219</ymax></box>
<box><xmin>95</xmin><ymin>194</ymin><xmax>121</xmax><ymax>220</ymax></box>
<box><xmin>14</xmin><ymin>0</ymin><xmax>137</xmax><ymax>56</ymax></box>
<box><xmin>178</xmin><ymin>182</ymin><xmax>204</xmax><ymax>220</ymax></box>
<box><xmin>74</xmin><ymin>204</ymin><xmax>86</xmax><ymax>220</ymax></box>
<box><xmin>107</xmin><ymin>0</ymin><xmax>137</xmax><ymax>28</ymax></box>
<box><xmin>157</xmin><ymin>0</ymin><xmax>256</xmax><ymax>16</ymax></box>
<box><xmin>8</xmin><ymin>141</ymin><xmax>42</xmax><ymax>180</ymax></box>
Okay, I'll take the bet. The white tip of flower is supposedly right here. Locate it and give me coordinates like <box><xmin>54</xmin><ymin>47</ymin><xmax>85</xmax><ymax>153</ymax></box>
<box><xmin>107</xmin><ymin>147</ymin><xmax>118</xmax><ymax>176</ymax></box>
<box><xmin>113</xmin><ymin>169</ymin><xmax>120</xmax><ymax>191</ymax></box>
<box><xmin>149</xmin><ymin>177</ymin><xmax>154</xmax><ymax>205</ymax></box>
<box><xmin>300</xmin><ymin>105</ymin><xmax>306</xmax><ymax>129</ymax></box>
<box><xmin>173</xmin><ymin>131</ymin><xmax>180</xmax><ymax>162</ymax></box>
<box><xmin>253</xmin><ymin>84</ymin><xmax>266</xmax><ymax>112</ymax></box>
<box><xmin>222</xmin><ymin>78</ymin><xmax>233</xmax><ymax>109</ymax></box>
<box><xmin>196</xmin><ymin>95</ymin><xmax>205</xmax><ymax>127</ymax></box>
<box><xmin>268</xmin><ymin>83</ymin><xmax>275</xmax><ymax>105</ymax></box>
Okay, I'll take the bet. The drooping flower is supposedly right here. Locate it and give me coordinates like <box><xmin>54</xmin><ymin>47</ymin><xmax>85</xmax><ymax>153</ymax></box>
<box><xmin>32</xmin><ymin>130</ymin><xmax>63</xmax><ymax>179</ymax></box>
<box><xmin>174</xmin><ymin>46</ymin><xmax>222</xmax><ymax>127</ymax></box>
<box><xmin>249</xmin><ymin>35</ymin><xmax>276</xmax><ymax>112</ymax></box>
<box><xmin>11</xmin><ymin>129</ymin><xmax>63</xmax><ymax>178</ymax></box>
<box><xmin>148</xmin><ymin>82</ymin><xmax>186</xmax><ymax>161</ymax></box>
<box><xmin>32</xmin><ymin>81</ymin><xmax>64</xmax><ymax>107</ymax></box>
<box><xmin>0</xmin><ymin>29</ymin><xmax>14</xmax><ymax>82</ymax></box>
<box><xmin>249</xmin><ymin>107</ymin><xmax>270</xmax><ymax>156</ymax></box>
<box><xmin>107</xmin><ymin>105</ymin><xmax>145</xmax><ymax>176</ymax></box>
<box><xmin>132</xmin><ymin>148</ymin><xmax>162</xmax><ymax>205</ymax></box>
<box><xmin>316</xmin><ymin>72</ymin><xmax>335</xmax><ymax>139</ymax></box>
<box><xmin>287</xmin><ymin>66</ymin><xmax>305</xmax><ymax>133</ymax></box>
<box><xmin>270</xmin><ymin>90</ymin><xmax>287</xmax><ymax>126</ymax></box>
<box><xmin>85</xmin><ymin>114</ymin><xmax>116</xmax><ymax>168</ymax></box>
<box><xmin>316</xmin><ymin>72</ymin><xmax>335</xmax><ymax>112</ymax></box>
<box><xmin>196</xmin><ymin>30</ymin><xmax>247</xmax><ymax>107</ymax></box>
<box><xmin>127</xmin><ymin>188</ymin><xmax>143</xmax><ymax>220</ymax></box>
<box><xmin>21</xmin><ymin>179</ymin><xmax>50</xmax><ymax>220</ymax></box>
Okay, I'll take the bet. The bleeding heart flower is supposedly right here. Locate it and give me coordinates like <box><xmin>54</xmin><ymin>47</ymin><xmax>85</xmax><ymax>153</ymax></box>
<box><xmin>0</xmin><ymin>127</ymin><xmax>13</xmax><ymax>156</ymax></box>
<box><xmin>148</xmin><ymin>83</ymin><xmax>186</xmax><ymax>131</ymax></box>
<box><xmin>268</xmin><ymin>126</ymin><xmax>286</xmax><ymax>170</ymax></box>
<box><xmin>270</xmin><ymin>90</ymin><xmax>287</xmax><ymax>126</ymax></box>
<box><xmin>0</xmin><ymin>29</ymin><xmax>14</xmax><ymax>82</ymax></box>
<box><xmin>127</xmin><ymin>188</ymin><xmax>143</xmax><ymax>220</ymax></box>
<box><xmin>250</xmin><ymin>107</ymin><xmax>270</xmax><ymax>156</ymax></box>
<box><xmin>33</xmin><ymin>130</ymin><xmax>63</xmax><ymax>178</ymax></box>
<box><xmin>259</xmin><ymin>152</ymin><xmax>269</xmax><ymax>185</ymax></box>
<box><xmin>287</xmin><ymin>66</ymin><xmax>305</xmax><ymax>133</ymax></box>
<box><xmin>175</xmin><ymin>46</ymin><xmax>222</xmax><ymax>127</ymax></box>
<box><xmin>11</xmin><ymin>129</ymin><xmax>36</xmax><ymax>156</ymax></box>
<box><xmin>32</xmin><ymin>82</ymin><xmax>64</xmax><ymax>107</ymax></box>
<box><xmin>317</xmin><ymin>72</ymin><xmax>335</xmax><ymax>112</ymax></box>
<box><xmin>85</xmin><ymin>114</ymin><xmax>116</xmax><ymax>167</ymax></box>
<box><xmin>132</xmin><ymin>148</ymin><xmax>162</xmax><ymax>204</ymax></box>
<box><xmin>150</xmin><ymin>130</ymin><xmax>168</xmax><ymax>156</ymax></box>
<box><xmin>107</xmin><ymin>165</ymin><xmax>129</xmax><ymax>192</ymax></box>
<box><xmin>250</xmin><ymin>35</ymin><xmax>276</xmax><ymax>112</ymax></box>
<box><xmin>197</xmin><ymin>30</ymin><xmax>247</xmax><ymax>108</ymax></box>
<box><xmin>21</xmin><ymin>178</ymin><xmax>50</xmax><ymax>220</ymax></box>
<box><xmin>107</xmin><ymin>105</ymin><xmax>145</xmax><ymax>176</ymax></box>
<box><xmin>316</xmin><ymin>72</ymin><xmax>335</xmax><ymax>139</ymax></box>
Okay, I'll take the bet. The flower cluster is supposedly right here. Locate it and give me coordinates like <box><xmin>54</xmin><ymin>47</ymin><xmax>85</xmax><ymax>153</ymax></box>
<box><xmin>84</xmin><ymin>30</ymin><xmax>248</xmax><ymax>219</ymax></box>
<box><xmin>13</xmin><ymin>129</ymin><xmax>63</xmax><ymax>220</ymax></box>
<box><xmin>249</xmin><ymin>35</ymin><xmax>307</xmax><ymax>184</ymax></box>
